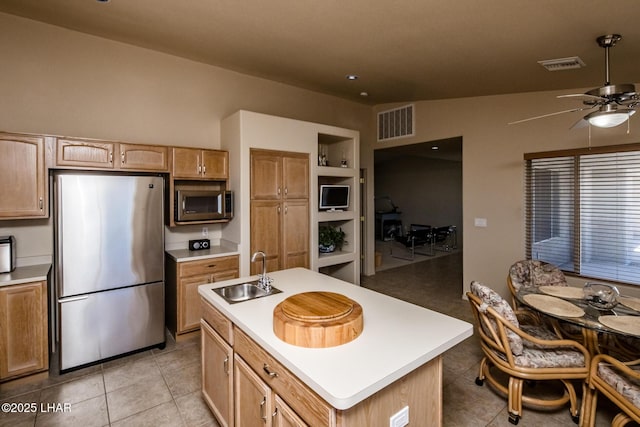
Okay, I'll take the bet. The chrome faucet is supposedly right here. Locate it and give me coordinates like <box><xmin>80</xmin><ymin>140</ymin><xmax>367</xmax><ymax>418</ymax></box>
<box><xmin>251</xmin><ymin>251</ymin><xmax>273</xmax><ymax>292</ymax></box>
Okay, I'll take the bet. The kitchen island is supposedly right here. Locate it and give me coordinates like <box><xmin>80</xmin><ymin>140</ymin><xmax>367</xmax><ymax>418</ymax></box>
<box><xmin>198</xmin><ymin>267</ymin><xmax>472</xmax><ymax>426</ymax></box>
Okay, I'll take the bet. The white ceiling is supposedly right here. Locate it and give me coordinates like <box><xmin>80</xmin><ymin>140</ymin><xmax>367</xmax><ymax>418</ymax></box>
<box><xmin>1</xmin><ymin>0</ymin><xmax>639</xmax><ymax>105</ymax></box>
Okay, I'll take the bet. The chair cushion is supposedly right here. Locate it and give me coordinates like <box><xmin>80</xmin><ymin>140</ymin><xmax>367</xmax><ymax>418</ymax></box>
<box><xmin>597</xmin><ymin>363</ymin><xmax>640</xmax><ymax>409</ymax></box>
<box><xmin>509</xmin><ymin>260</ymin><xmax>567</xmax><ymax>291</ymax></box>
<box><xmin>471</xmin><ymin>281</ymin><xmax>523</xmax><ymax>355</ymax></box>
<box><xmin>513</xmin><ymin>346</ymin><xmax>586</xmax><ymax>369</ymax></box>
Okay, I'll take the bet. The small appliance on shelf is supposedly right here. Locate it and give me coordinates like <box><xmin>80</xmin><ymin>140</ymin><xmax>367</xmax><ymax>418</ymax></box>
<box><xmin>0</xmin><ymin>235</ymin><xmax>16</xmax><ymax>273</ymax></box>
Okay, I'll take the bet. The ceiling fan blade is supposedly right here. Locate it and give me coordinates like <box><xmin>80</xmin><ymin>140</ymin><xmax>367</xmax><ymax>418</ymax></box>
<box><xmin>508</xmin><ymin>107</ymin><xmax>592</xmax><ymax>125</ymax></box>
<box><xmin>557</xmin><ymin>93</ymin><xmax>607</xmax><ymax>103</ymax></box>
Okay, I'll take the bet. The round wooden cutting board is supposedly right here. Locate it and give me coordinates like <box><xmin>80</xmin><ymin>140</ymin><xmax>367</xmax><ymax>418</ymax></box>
<box><xmin>273</xmin><ymin>291</ymin><xmax>363</xmax><ymax>348</ymax></box>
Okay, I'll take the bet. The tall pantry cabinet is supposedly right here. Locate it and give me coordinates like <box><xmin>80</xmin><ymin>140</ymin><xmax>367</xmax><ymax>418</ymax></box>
<box><xmin>250</xmin><ymin>150</ymin><xmax>309</xmax><ymax>275</ymax></box>
<box><xmin>221</xmin><ymin>110</ymin><xmax>360</xmax><ymax>284</ymax></box>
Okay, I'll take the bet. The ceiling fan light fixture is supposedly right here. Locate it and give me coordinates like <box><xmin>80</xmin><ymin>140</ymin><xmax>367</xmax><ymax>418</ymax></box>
<box><xmin>585</xmin><ymin>108</ymin><xmax>635</xmax><ymax>128</ymax></box>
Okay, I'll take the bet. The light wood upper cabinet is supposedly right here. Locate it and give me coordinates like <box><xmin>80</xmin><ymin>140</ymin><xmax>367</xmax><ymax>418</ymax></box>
<box><xmin>56</xmin><ymin>138</ymin><xmax>169</xmax><ymax>172</ymax></box>
<box><xmin>251</xmin><ymin>152</ymin><xmax>282</xmax><ymax>199</ymax></box>
<box><xmin>172</xmin><ymin>147</ymin><xmax>228</xmax><ymax>180</ymax></box>
<box><xmin>283</xmin><ymin>156</ymin><xmax>309</xmax><ymax>200</ymax></box>
<box><xmin>251</xmin><ymin>151</ymin><xmax>308</xmax><ymax>200</ymax></box>
<box><xmin>118</xmin><ymin>143</ymin><xmax>168</xmax><ymax>171</ymax></box>
<box><xmin>0</xmin><ymin>133</ymin><xmax>48</xmax><ymax>219</ymax></box>
<box><xmin>56</xmin><ymin>138</ymin><xmax>115</xmax><ymax>169</ymax></box>
<box><xmin>0</xmin><ymin>281</ymin><xmax>48</xmax><ymax>382</ymax></box>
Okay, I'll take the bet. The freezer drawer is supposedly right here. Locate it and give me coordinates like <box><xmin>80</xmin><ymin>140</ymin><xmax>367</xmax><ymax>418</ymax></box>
<box><xmin>59</xmin><ymin>282</ymin><xmax>164</xmax><ymax>371</ymax></box>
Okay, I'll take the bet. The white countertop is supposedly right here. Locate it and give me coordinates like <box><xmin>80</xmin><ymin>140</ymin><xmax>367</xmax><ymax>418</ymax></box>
<box><xmin>198</xmin><ymin>267</ymin><xmax>472</xmax><ymax>410</ymax></box>
<box><xmin>165</xmin><ymin>244</ymin><xmax>239</xmax><ymax>262</ymax></box>
<box><xmin>0</xmin><ymin>264</ymin><xmax>51</xmax><ymax>288</ymax></box>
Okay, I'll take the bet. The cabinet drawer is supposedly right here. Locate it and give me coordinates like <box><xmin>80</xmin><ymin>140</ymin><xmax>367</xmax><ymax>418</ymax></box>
<box><xmin>234</xmin><ymin>327</ymin><xmax>334</xmax><ymax>426</ymax></box>
<box><xmin>179</xmin><ymin>255</ymin><xmax>239</xmax><ymax>277</ymax></box>
<box><xmin>201</xmin><ymin>299</ymin><xmax>233</xmax><ymax>345</ymax></box>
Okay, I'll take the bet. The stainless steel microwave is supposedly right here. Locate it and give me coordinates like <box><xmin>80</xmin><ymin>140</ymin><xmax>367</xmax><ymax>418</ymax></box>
<box><xmin>175</xmin><ymin>189</ymin><xmax>233</xmax><ymax>222</ymax></box>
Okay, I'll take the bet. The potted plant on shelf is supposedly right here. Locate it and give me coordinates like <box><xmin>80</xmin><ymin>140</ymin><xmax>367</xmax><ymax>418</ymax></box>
<box><xmin>319</xmin><ymin>225</ymin><xmax>346</xmax><ymax>253</ymax></box>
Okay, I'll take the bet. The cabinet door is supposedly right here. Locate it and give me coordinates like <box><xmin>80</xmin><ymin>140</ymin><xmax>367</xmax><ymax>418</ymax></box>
<box><xmin>119</xmin><ymin>143</ymin><xmax>168</xmax><ymax>171</ymax></box>
<box><xmin>56</xmin><ymin>138</ymin><xmax>116</xmax><ymax>169</ymax></box>
<box><xmin>0</xmin><ymin>133</ymin><xmax>47</xmax><ymax>218</ymax></box>
<box><xmin>235</xmin><ymin>355</ymin><xmax>272</xmax><ymax>427</ymax></box>
<box><xmin>172</xmin><ymin>147</ymin><xmax>202</xmax><ymax>178</ymax></box>
<box><xmin>251</xmin><ymin>152</ymin><xmax>282</xmax><ymax>200</ymax></box>
<box><xmin>282</xmin><ymin>155</ymin><xmax>309</xmax><ymax>200</ymax></box>
<box><xmin>201</xmin><ymin>320</ymin><xmax>234</xmax><ymax>427</ymax></box>
<box><xmin>0</xmin><ymin>281</ymin><xmax>48</xmax><ymax>381</ymax></box>
<box><xmin>273</xmin><ymin>395</ymin><xmax>308</xmax><ymax>427</ymax></box>
<box><xmin>202</xmin><ymin>150</ymin><xmax>229</xmax><ymax>180</ymax></box>
<box><xmin>250</xmin><ymin>200</ymin><xmax>281</xmax><ymax>274</ymax></box>
<box><xmin>282</xmin><ymin>200</ymin><xmax>309</xmax><ymax>269</ymax></box>
<box><xmin>179</xmin><ymin>274</ymin><xmax>211</xmax><ymax>333</ymax></box>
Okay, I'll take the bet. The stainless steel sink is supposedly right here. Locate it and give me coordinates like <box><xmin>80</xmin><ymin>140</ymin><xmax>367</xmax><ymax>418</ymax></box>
<box><xmin>212</xmin><ymin>280</ymin><xmax>281</xmax><ymax>304</ymax></box>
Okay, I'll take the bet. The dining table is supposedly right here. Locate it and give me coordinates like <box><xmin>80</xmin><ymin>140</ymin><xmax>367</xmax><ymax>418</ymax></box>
<box><xmin>515</xmin><ymin>285</ymin><xmax>640</xmax><ymax>427</ymax></box>
<box><xmin>514</xmin><ymin>285</ymin><xmax>640</xmax><ymax>356</ymax></box>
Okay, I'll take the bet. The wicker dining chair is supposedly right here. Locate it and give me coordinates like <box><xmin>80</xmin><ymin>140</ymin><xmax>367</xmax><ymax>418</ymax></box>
<box><xmin>582</xmin><ymin>353</ymin><xmax>640</xmax><ymax>427</ymax></box>
<box><xmin>506</xmin><ymin>259</ymin><xmax>568</xmax><ymax>309</ymax></box>
<box><xmin>468</xmin><ymin>281</ymin><xmax>590</xmax><ymax>425</ymax></box>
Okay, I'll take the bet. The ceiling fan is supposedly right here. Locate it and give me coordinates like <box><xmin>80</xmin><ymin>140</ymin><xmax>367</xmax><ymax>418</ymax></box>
<box><xmin>510</xmin><ymin>34</ymin><xmax>639</xmax><ymax>129</ymax></box>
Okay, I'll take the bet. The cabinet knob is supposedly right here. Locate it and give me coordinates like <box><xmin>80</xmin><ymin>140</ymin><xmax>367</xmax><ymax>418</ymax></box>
<box><xmin>109</xmin><ymin>152</ymin><xmax>113</xmax><ymax>163</ymax></box>
<box><xmin>223</xmin><ymin>356</ymin><xmax>229</xmax><ymax>375</ymax></box>
<box><xmin>202</xmin><ymin>165</ymin><xmax>206</xmax><ymax>175</ymax></box>
<box><xmin>39</xmin><ymin>197</ymin><xmax>43</xmax><ymax>210</ymax></box>
<box><xmin>121</xmin><ymin>151</ymin><xmax>126</xmax><ymax>164</ymax></box>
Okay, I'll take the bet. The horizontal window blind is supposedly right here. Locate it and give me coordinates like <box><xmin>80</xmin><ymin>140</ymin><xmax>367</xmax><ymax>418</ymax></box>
<box><xmin>525</xmin><ymin>145</ymin><xmax>640</xmax><ymax>285</ymax></box>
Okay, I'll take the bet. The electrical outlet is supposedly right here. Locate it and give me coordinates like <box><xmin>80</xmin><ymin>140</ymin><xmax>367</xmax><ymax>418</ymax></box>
<box><xmin>202</xmin><ymin>227</ymin><xmax>209</xmax><ymax>237</ymax></box>
<box><xmin>389</xmin><ymin>406</ymin><xmax>409</xmax><ymax>427</ymax></box>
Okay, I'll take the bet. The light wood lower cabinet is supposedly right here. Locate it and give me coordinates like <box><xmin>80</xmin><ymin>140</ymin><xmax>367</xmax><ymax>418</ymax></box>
<box><xmin>166</xmin><ymin>254</ymin><xmax>239</xmax><ymax>339</ymax></box>
<box><xmin>201</xmin><ymin>319</ymin><xmax>234</xmax><ymax>427</ymax></box>
<box><xmin>0</xmin><ymin>281</ymin><xmax>48</xmax><ymax>382</ymax></box>
<box><xmin>274</xmin><ymin>394</ymin><xmax>308</xmax><ymax>427</ymax></box>
<box><xmin>200</xmin><ymin>297</ymin><xmax>443</xmax><ymax>426</ymax></box>
<box><xmin>234</xmin><ymin>355</ymin><xmax>273</xmax><ymax>426</ymax></box>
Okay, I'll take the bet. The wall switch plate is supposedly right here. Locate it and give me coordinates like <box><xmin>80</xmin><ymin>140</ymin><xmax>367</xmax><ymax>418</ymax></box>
<box><xmin>189</xmin><ymin>239</ymin><xmax>210</xmax><ymax>251</ymax></box>
<box><xmin>474</xmin><ymin>217</ymin><xmax>487</xmax><ymax>227</ymax></box>
<box><xmin>389</xmin><ymin>406</ymin><xmax>409</xmax><ymax>427</ymax></box>
<box><xmin>202</xmin><ymin>227</ymin><xmax>209</xmax><ymax>237</ymax></box>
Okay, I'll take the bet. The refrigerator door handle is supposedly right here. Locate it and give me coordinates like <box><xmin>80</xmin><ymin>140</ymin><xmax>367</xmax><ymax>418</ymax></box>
<box><xmin>59</xmin><ymin>295</ymin><xmax>89</xmax><ymax>303</ymax></box>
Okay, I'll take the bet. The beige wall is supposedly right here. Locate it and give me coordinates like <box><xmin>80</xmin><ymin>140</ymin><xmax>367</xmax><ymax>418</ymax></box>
<box><xmin>3</xmin><ymin>12</ymin><xmax>639</xmax><ymax>299</ymax></box>
<box><xmin>368</xmin><ymin>95</ymin><xmax>640</xmax><ymax>298</ymax></box>
<box><xmin>0</xmin><ymin>12</ymin><xmax>371</xmax><ymax>265</ymax></box>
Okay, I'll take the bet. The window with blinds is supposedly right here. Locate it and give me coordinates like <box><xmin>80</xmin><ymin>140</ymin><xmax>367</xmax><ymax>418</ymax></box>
<box><xmin>525</xmin><ymin>144</ymin><xmax>640</xmax><ymax>285</ymax></box>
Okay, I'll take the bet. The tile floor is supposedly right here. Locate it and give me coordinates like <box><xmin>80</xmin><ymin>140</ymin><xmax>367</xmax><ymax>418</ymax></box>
<box><xmin>0</xmin><ymin>251</ymin><xmax>627</xmax><ymax>426</ymax></box>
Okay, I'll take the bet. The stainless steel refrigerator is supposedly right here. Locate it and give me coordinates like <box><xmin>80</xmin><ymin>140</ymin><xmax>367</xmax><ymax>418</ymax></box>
<box><xmin>54</xmin><ymin>172</ymin><xmax>165</xmax><ymax>372</ymax></box>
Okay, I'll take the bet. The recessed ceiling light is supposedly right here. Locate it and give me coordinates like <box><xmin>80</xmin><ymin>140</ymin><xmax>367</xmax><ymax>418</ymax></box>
<box><xmin>360</xmin><ymin>92</ymin><xmax>368</xmax><ymax>97</ymax></box>
<box><xmin>346</xmin><ymin>74</ymin><xmax>359</xmax><ymax>81</ymax></box>
<box><xmin>431</xmin><ymin>146</ymin><xmax>439</xmax><ymax>150</ymax></box>
<box><xmin>96</xmin><ymin>0</ymin><xmax>110</xmax><ymax>3</ymax></box>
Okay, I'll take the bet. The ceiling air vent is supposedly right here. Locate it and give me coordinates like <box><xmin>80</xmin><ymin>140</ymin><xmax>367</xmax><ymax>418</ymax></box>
<box><xmin>377</xmin><ymin>104</ymin><xmax>414</xmax><ymax>141</ymax></box>
<box><xmin>538</xmin><ymin>56</ymin><xmax>586</xmax><ymax>71</ymax></box>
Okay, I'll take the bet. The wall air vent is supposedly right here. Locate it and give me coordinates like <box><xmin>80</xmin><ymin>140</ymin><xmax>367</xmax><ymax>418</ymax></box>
<box><xmin>377</xmin><ymin>104</ymin><xmax>414</xmax><ymax>141</ymax></box>
<box><xmin>538</xmin><ymin>56</ymin><xmax>586</xmax><ymax>71</ymax></box>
